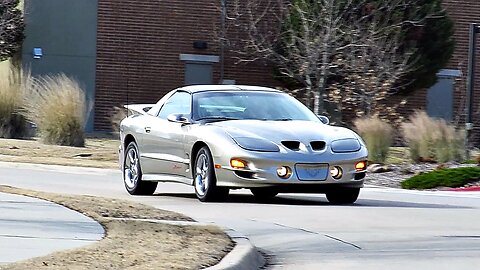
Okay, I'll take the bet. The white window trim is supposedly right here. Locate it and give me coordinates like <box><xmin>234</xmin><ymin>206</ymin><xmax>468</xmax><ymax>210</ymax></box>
<box><xmin>179</xmin><ymin>54</ymin><xmax>220</xmax><ymax>63</ymax></box>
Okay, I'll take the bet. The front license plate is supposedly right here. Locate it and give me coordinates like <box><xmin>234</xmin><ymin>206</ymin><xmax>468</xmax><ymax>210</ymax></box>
<box><xmin>295</xmin><ymin>163</ymin><xmax>328</xmax><ymax>181</ymax></box>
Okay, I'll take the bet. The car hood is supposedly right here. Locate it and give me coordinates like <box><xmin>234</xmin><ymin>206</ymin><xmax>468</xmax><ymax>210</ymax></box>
<box><xmin>209</xmin><ymin>120</ymin><xmax>360</xmax><ymax>145</ymax></box>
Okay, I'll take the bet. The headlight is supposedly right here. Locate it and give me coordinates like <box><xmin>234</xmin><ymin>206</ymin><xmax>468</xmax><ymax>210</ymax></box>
<box><xmin>331</xmin><ymin>138</ymin><xmax>361</xmax><ymax>153</ymax></box>
<box><xmin>354</xmin><ymin>133</ymin><xmax>367</xmax><ymax>147</ymax></box>
<box><xmin>230</xmin><ymin>158</ymin><xmax>248</xmax><ymax>169</ymax></box>
<box><xmin>355</xmin><ymin>161</ymin><xmax>367</xmax><ymax>171</ymax></box>
<box><xmin>330</xmin><ymin>166</ymin><xmax>343</xmax><ymax>179</ymax></box>
<box><xmin>233</xmin><ymin>137</ymin><xmax>280</xmax><ymax>152</ymax></box>
<box><xmin>276</xmin><ymin>166</ymin><xmax>292</xmax><ymax>179</ymax></box>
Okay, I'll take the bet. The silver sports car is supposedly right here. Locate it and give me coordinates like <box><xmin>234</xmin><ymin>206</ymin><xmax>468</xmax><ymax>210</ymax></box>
<box><xmin>119</xmin><ymin>85</ymin><xmax>368</xmax><ymax>203</ymax></box>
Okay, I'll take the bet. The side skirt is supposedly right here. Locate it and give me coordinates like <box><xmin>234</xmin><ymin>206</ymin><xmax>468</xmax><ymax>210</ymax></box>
<box><xmin>142</xmin><ymin>174</ymin><xmax>193</xmax><ymax>185</ymax></box>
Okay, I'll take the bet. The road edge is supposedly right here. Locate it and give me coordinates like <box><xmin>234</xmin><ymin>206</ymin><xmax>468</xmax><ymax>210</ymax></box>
<box><xmin>206</xmin><ymin>229</ymin><xmax>265</xmax><ymax>270</ymax></box>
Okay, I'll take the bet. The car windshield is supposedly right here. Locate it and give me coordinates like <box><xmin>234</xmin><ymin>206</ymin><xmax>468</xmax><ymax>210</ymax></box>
<box><xmin>192</xmin><ymin>91</ymin><xmax>320</xmax><ymax>122</ymax></box>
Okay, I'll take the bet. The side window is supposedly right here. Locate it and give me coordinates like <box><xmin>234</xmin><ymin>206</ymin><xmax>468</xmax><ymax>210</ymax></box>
<box><xmin>158</xmin><ymin>92</ymin><xmax>191</xmax><ymax>119</ymax></box>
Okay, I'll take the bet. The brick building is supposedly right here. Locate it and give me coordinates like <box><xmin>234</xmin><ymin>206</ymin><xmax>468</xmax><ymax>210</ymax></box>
<box><xmin>21</xmin><ymin>0</ymin><xmax>480</xmax><ymax>138</ymax></box>
<box><xmin>95</xmin><ymin>0</ymin><xmax>278</xmax><ymax>130</ymax></box>
<box><xmin>442</xmin><ymin>0</ymin><xmax>480</xmax><ymax>142</ymax></box>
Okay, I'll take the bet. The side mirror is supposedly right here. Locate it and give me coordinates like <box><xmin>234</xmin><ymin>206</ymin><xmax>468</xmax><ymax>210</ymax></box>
<box><xmin>317</xmin><ymin>115</ymin><xmax>330</xmax><ymax>125</ymax></box>
<box><xmin>167</xmin><ymin>113</ymin><xmax>190</xmax><ymax>124</ymax></box>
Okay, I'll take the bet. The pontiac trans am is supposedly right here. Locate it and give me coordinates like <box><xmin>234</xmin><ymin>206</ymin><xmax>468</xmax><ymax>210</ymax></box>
<box><xmin>119</xmin><ymin>85</ymin><xmax>368</xmax><ymax>203</ymax></box>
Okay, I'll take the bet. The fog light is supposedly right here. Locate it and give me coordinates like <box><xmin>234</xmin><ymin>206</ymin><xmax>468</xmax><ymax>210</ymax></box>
<box><xmin>355</xmin><ymin>161</ymin><xmax>367</xmax><ymax>171</ymax></box>
<box><xmin>230</xmin><ymin>159</ymin><xmax>247</xmax><ymax>169</ymax></box>
<box><xmin>330</xmin><ymin>166</ymin><xmax>343</xmax><ymax>179</ymax></box>
<box><xmin>276</xmin><ymin>166</ymin><xmax>292</xmax><ymax>178</ymax></box>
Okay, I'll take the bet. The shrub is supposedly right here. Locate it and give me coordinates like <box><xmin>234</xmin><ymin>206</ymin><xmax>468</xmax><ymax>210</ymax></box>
<box><xmin>24</xmin><ymin>74</ymin><xmax>87</xmax><ymax>147</ymax></box>
<box><xmin>401</xmin><ymin>111</ymin><xmax>464</xmax><ymax>163</ymax></box>
<box><xmin>401</xmin><ymin>167</ymin><xmax>480</xmax><ymax>189</ymax></box>
<box><xmin>0</xmin><ymin>67</ymin><xmax>28</xmax><ymax>138</ymax></box>
<box><xmin>110</xmin><ymin>106</ymin><xmax>127</xmax><ymax>133</ymax></box>
<box><xmin>354</xmin><ymin>115</ymin><xmax>392</xmax><ymax>163</ymax></box>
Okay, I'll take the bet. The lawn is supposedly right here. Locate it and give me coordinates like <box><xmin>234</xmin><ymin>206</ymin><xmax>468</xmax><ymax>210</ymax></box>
<box><xmin>0</xmin><ymin>137</ymin><xmax>236</xmax><ymax>269</ymax></box>
<box><xmin>0</xmin><ymin>186</ymin><xmax>233</xmax><ymax>270</ymax></box>
<box><xmin>0</xmin><ymin>137</ymin><xmax>119</xmax><ymax>168</ymax></box>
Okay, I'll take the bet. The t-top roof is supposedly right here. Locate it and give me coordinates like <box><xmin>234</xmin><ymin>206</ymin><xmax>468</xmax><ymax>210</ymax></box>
<box><xmin>176</xmin><ymin>85</ymin><xmax>282</xmax><ymax>93</ymax></box>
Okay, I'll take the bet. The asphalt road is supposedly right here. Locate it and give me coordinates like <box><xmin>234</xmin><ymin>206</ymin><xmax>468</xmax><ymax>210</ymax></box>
<box><xmin>1</xmin><ymin>161</ymin><xmax>480</xmax><ymax>270</ymax></box>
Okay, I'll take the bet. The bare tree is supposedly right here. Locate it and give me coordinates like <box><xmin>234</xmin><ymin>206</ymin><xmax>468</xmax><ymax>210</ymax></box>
<box><xmin>226</xmin><ymin>0</ymin><xmax>355</xmax><ymax>114</ymax></box>
<box><xmin>0</xmin><ymin>0</ymin><xmax>24</xmax><ymax>62</ymax></box>
<box><xmin>328</xmin><ymin>10</ymin><xmax>414</xmax><ymax>122</ymax></box>
<box><xmin>225</xmin><ymin>0</ymin><xmax>451</xmax><ymax>117</ymax></box>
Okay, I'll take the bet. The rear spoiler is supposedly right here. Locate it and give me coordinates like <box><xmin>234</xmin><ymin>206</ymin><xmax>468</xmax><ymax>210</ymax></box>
<box><xmin>123</xmin><ymin>104</ymin><xmax>155</xmax><ymax>116</ymax></box>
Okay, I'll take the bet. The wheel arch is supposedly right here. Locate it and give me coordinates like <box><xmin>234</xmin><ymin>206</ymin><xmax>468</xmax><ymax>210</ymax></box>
<box><xmin>190</xmin><ymin>141</ymin><xmax>209</xmax><ymax>179</ymax></box>
<box><xmin>124</xmin><ymin>134</ymin><xmax>137</xmax><ymax>149</ymax></box>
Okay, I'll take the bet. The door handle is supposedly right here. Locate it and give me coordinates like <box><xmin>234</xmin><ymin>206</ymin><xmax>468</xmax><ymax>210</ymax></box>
<box><xmin>144</xmin><ymin>127</ymin><xmax>151</xmax><ymax>133</ymax></box>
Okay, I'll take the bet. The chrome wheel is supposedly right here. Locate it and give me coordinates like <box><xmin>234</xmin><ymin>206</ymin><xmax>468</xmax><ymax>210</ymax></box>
<box><xmin>124</xmin><ymin>147</ymin><xmax>140</xmax><ymax>189</ymax></box>
<box><xmin>193</xmin><ymin>146</ymin><xmax>229</xmax><ymax>202</ymax></box>
<box><xmin>195</xmin><ymin>153</ymin><xmax>210</xmax><ymax>197</ymax></box>
<box><xmin>123</xmin><ymin>141</ymin><xmax>157</xmax><ymax>195</ymax></box>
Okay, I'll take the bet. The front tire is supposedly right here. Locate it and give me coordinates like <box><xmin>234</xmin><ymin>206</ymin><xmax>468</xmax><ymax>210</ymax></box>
<box><xmin>250</xmin><ymin>188</ymin><xmax>278</xmax><ymax>200</ymax></box>
<box><xmin>193</xmin><ymin>146</ymin><xmax>229</xmax><ymax>202</ymax></box>
<box><xmin>123</xmin><ymin>141</ymin><xmax>157</xmax><ymax>195</ymax></box>
<box><xmin>326</xmin><ymin>188</ymin><xmax>360</xmax><ymax>204</ymax></box>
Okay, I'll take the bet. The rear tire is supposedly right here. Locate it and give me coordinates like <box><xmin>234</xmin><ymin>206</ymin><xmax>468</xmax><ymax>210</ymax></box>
<box><xmin>250</xmin><ymin>188</ymin><xmax>278</xmax><ymax>200</ymax></box>
<box><xmin>193</xmin><ymin>146</ymin><xmax>229</xmax><ymax>202</ymax></box>
<box><xmin>326</xmin><ymin>188</ymin><xmax>360</xmax><ymax>204</ymax></box>
<box><xmin>123</xmin><ymin>141</ymin><xmax>157</xmax><ymax>195</ymax></box>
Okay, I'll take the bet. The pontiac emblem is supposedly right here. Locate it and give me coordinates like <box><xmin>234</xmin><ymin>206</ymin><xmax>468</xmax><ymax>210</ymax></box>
<box><xmin>306</xmin><ymin>168</ymin><xmax>320</xmax><ymax>177</ymax></box>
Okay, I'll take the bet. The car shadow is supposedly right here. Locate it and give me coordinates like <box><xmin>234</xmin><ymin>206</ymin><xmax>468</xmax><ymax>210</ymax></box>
<box><xmin>354</xmin><ymin>199</ymin><xmax>470</xmax><ymax>209</ymax></box>
<box><xmin>227</xmin><ymin>194</ymin><xmax>331</xmax><ymax>205</ymax></box>
<box><xmin>154</xmin><ymin>193</ymin><xmax>198</xmax><ymax>199</ymax></box>
<box><xmin>153</xmin><ymin>192</ymin><xmax>470</xmax><ymax>209</ymax></box>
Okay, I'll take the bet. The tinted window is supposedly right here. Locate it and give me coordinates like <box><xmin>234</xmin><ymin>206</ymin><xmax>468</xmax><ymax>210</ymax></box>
<box><xmin>158</xmin><ymin>91</ymin><xmax>191</xmax><ymax>119</ymax></box>
<box><xmin>192</xmin><ymin>91</ymin><xmax>319</xmax><ymax>122</ymax></box>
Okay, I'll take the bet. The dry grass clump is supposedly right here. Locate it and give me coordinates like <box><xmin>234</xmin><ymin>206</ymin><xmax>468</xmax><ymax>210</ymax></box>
<box><xmin>401</xmin><ymin>111</ymin><xmax>464</xmax><ymax>163</ymax></box>
<box><xmin>110</xmin><ymin>106</ymin><xmax>127</xmax><ymax>133</ymax></box>
<box><xmin>354</xmin><ymin>115</ymin><xmax>392</xmax><ymax>163</ymax></box>
<box><xmin>0</xmin><ymin>67</ymin><xmax>28</xmax><ymax>138</ymax></box>
<box><xmin>23</xmin><ymin>74</ymin><xmax>87</xmax><ymax>147</ymax></box>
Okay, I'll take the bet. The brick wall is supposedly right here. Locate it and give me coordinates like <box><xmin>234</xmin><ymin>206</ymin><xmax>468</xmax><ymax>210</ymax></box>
<box><xmin>95</xmin><ymin>0</ymin><xmax>279</xmax><ymax>130</ymax></box>
<box><xmin>96</xmin><ymin>0</ymin><xmax>480</xmax><ymax>136</ymax></box>
<box><xmin>442</xmin><ymin>0</ymin><xmax>480</xmax><ymax>143</ymax></box>
<box><xmin>377</xmin><ymin>0</ymin><xmax>480</xmax><ymax>144</ymax></box>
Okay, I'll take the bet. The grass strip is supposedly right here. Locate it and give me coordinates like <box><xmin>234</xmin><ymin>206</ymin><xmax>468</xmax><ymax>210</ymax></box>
<box><xmin>0</xmin><ymin>138</ymin><xmax>118</xmax><ymax>169</ymax></box>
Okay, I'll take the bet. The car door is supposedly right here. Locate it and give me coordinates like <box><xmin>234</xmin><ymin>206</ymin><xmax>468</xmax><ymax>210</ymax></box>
<box><xmin>140</xmin><ymin>91</ymin><xmax>192</xmax><ymax>177</ymax></box>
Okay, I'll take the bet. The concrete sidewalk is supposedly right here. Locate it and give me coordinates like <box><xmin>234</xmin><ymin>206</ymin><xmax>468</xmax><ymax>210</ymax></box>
<box><xmin>0</xmin><ymin>192</ymin><xmax>104</xmax><ymax>265</ymax></box>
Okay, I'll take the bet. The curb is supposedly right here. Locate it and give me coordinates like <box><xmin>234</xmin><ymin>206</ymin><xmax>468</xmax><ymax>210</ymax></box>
<box><xmin>365</xmin><ymin>184</ymin><xmax>480</xmax><ymax>193</ymax></box>
<box><xmin>207</xmin><ymin>229</ymin><xmax>265</xmax><ymax>270</ymax></box>
<box><xmin>448</xmin><ymin>186</ymin><xmax>480</xmax><ymax>192</ymax></box>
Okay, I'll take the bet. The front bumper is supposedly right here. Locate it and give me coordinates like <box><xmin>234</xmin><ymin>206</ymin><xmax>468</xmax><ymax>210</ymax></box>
<box><xmin>213</xmin><ymin>149</ymin><xmax>367</xmax><ymax>189</ymax></box>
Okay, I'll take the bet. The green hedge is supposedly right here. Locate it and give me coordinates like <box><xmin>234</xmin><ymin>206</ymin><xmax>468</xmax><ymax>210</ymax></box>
<box><xmin>401</xmin><ymin>167</ymin><xmax>480</xmax><ymax>189</ymax></box>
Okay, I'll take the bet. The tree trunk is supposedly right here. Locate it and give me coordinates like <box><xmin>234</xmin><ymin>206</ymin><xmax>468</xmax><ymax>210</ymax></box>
<box><xmin>315</xmin><ymin>71</ymin><xmax>327</xmax><ymax>114</ymax></box>
<box><xmin>313</xmin><ymin>90</ymin><xmax>324</xmax><ymax>115</ymax></box>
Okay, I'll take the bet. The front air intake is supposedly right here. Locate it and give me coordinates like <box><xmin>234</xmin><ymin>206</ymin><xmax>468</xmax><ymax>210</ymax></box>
<box><xmin>281</xmin><ymin>141</ymin><xmax>300</xmax><ymax>151</ymax></box>
<box><xmin>310</xmin><ymin>141</ymin><xmax>326</xmax><ymax>151</ymax></box>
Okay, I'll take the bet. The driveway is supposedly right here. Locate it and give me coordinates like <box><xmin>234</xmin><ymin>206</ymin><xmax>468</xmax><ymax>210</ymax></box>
<box><xmin>0</xmin><ymin>191</ymin><xmax>103</xmax><ymax>265</ymax></box>
<box><xmin>1</xmin><ymin>162</ymin><xmax>480</xmax><ymax>269</ymax></box>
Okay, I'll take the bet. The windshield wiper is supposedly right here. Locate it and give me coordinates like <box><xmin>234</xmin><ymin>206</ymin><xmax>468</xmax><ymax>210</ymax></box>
<box><xmin>256</xmin><ymin>118</ymin><xmax>293</xmax><ymax>121</ymax></box>
<box><xmin>196</xmin><ymin>116</ymin><xmax>240</xmax><ymax>122</ymax></box>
